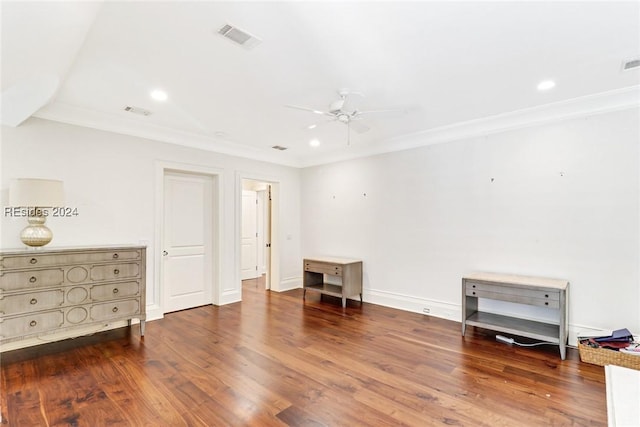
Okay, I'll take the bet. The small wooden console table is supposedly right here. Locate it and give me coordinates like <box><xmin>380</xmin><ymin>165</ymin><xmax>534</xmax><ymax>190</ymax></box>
<box><xmin>462</xmin><ymin>272</ymin><xmax>569</xmax><ymax>360</ymax></box>
<box><xmin>303</xmin><ymin>257</ymin><xmax>362</xmax><ymax>308</ymax></box>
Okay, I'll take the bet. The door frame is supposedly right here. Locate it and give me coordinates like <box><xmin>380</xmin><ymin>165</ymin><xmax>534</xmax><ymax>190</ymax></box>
<box><xmin>237</xmin><ymin>172</ymin><xmax>280</xmax><ymax>293</ymax></box>
<box><xmin>153</xmin><ymin>161</ymin><xmax>222</xmax><ymax>320</ymax></box>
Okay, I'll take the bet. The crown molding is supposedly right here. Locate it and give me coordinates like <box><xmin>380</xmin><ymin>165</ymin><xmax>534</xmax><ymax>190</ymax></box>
<box><xmin>33</xmin><ymin>86</ymin><xmax>639</xmax><ymax>169</ymax></box>
<box><xmin>33</xmin><ymin>102</ymin><xmax>303</xmax><ymax>168</ymax></box>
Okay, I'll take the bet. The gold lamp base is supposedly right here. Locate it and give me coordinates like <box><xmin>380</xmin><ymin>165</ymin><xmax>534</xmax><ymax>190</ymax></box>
<box><xmin>20</xmin><ymin>215</ymin><xmax>53</xmax><ymax>247</ymax></box>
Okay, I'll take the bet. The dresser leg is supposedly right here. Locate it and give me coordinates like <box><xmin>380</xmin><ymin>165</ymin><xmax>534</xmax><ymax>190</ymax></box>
<box><xmin>140</xmin><ymin>320</ymin><xmax>146</xmax><ymax>336</ymax></box>
<box><xmin>342</xmin><ymin>297</ymin><xmax>346</xmax><ymax>308</ymax></box>
<box><xmin>559</xmin><ymin>343</ymin><xmax>566</xmax><ymax>360</ymax></box>
<box><xmin>303</xmin><ymin>288</ymin><xmax>306</xmax><ymax>300</ymax></box>
<box><xmin>360</xmin><ymin>293</ymin><xmax>363</xmax><ymax>303</ymax></box>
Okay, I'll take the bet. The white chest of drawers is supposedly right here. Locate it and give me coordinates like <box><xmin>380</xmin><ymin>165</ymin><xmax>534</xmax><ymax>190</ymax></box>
<box><xmin>0</xmin><ymin>245</ymin><xmax>146</xmax><ymax>347</ymax></box>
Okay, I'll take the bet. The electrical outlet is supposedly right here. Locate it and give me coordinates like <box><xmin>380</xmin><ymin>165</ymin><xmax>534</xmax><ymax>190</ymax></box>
<box><xmin>422</xmin><ymin>307</ymin><xmax>430</xmax><ymax>314</ymax></box>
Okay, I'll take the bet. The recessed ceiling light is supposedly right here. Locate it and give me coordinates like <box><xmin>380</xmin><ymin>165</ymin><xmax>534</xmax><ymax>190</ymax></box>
<box><xmin>537</xmin><ymin>80</ymin><xmax>556</xmax><ymax>91</ymax></box>
<box><xmin>150</xmin><ymin>89</ymin><xmax>168</xmax><ymax>101</ymax></box>
<box><xmin>309</xmin><ymin>138</ymin><xmax>320</xmax><ymax>147</ymax></box>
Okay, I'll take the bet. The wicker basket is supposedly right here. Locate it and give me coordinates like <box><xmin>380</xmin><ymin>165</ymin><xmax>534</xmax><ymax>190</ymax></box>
<box><xmin>578</xmin><ymin>342</ymin><xmax>640</xmax><ymax>370</ymax></box>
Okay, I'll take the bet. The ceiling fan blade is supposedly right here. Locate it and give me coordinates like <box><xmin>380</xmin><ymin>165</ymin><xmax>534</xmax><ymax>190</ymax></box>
<box><xmin>284</xmin><ymin>104</ymin><xmax>331</xmax><ymax>116</ymax></box>
<box><xmin>348</xmin><ymin>120</ymin><xmax>370</xmax><ymax>134</ymax></box>
<box><xmin>355</xmin><ymin>108</ymin><xmax>407</xmax><ymax>116</ymax></box>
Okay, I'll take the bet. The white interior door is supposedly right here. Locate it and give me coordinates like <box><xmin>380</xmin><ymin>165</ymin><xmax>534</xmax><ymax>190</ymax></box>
<box><xmin>257</xmin><ymin>190</ymin><xmax>266</xmax><ymax>274</ymax></box>
<box><xmin>241</xmin><ymin>190</ymin><xmax>259</xmax><ymax>280</ymax></box>
<box><xmin>264</xmin><ymin>185</ymin><xmax>272</xmax><ymax>289</ymax></box>
<box><xmin>163</xmin><ymin>171</ymin><xmax>213</xmax><ymax>313</ymax></box>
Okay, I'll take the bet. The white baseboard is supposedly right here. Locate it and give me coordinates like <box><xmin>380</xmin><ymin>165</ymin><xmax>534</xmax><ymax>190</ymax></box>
<box><xmin>146</xmin><ymin>304</ymin><xmax>164</xmax><ymax>322</ymax></box>
<box><xmin>276</xmin><ymin>276</ymin><xmax>302</xmax><ymax>292</ymax></box>
<box><xmin>366</xmin><ymin>289</ymin><xmax>461</xmax><ymax>322</ymax></box>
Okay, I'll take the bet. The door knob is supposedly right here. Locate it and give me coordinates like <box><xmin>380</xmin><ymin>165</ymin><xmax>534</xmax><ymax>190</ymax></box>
<box><xmin>162</xmin><ymin>250</ymin><xmax>168</xmax><ymax>256</ymax></box>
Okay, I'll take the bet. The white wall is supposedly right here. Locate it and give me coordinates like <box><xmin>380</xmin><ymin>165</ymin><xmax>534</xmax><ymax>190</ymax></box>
<box><xmin>301</xmin><ymin>108</ymin><xmax>640</xmax><ymax>341</ymax></box>
<box><xmin>1</xmin><ymin>118</ymin><xmax>301</xmax><ymax>320</ymax></box>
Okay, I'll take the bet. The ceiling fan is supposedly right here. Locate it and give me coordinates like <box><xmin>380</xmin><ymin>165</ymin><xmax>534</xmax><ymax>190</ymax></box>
<box><xmin>285</xmin><ymin>89</ymin><xmax>405</xmax><ymax>145</ymax></box>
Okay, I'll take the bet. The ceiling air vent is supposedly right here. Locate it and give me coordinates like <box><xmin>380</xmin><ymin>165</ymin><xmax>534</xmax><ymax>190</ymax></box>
<box><xmin>622</xmin><ymin>57</ymin><xmax>640</xmax><ymax>71</ymax></box>
<box><xmin>217</xmin><ymin>24</ymin><xmax>261</xmax><ymax>49</ymax></box>
<box><xmin>272</xmin><ymin>145</ymin><xmax>288</xmax><ymax>151</ymax></box>
<box><xmin>124</xmin><ymin>105</ymin><xmax>151</xmax><ymax>116</ymax></box>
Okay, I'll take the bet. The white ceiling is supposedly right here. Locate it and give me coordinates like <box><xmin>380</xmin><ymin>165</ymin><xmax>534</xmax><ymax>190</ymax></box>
<box><xmin>2</xmin><ymin>1</ymin><xmax>639</xmax><ymax>167</ymax></box>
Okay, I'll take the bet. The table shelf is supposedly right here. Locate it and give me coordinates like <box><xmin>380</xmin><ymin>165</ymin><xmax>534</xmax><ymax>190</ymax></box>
<box><xmin>464</xmin><ymin>312</ymin><xmax>560</xmax><ymax>343</ymax></box>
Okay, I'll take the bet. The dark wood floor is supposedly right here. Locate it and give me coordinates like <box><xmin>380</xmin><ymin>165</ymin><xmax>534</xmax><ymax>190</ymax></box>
<box><xmin>1</xmin><ymin>279</ymin><xmax>606</xmax><ymax>426</ymax></box>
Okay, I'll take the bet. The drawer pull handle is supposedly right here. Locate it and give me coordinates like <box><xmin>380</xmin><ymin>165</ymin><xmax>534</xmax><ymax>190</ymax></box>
<box><xmin>30</xmin><ymin>258</ymin><xmax>38</xmax><ymax>264</ymax></box>
<box><xmin>113</xmin><ymin>253</ymin><xmax>119</xmax><ymax>259</ymax></box>
<box><xmin>29</xmin><ymin>320</ymin><xmax>37</xmax><ymax>327</ymax></box>
<box><xmin>472</xmin><ymin>285</ymin><xmax>476</xmax><ymax>288</ymax></box>
<box><xmin>30</xmin><ymin>298</ymin><xmax>38</xmax><ymax>305</ymax></box>
<box><xmin>113</xmin><ymin>288</ymin><xmax>119</xmax><ymax>294</ymax></box>
<box><xmin>29</xmin><ymin>276</ymin><xmax>37</xmax><ymax>283</ymax></box>
<box><xmin>112</xmin><ymin>306</ymin><xmax>119</xmax><ymax>313</ymax></box>
<box><xmin>545</xmin><ymin>302</ymin><xmax>549</xmax><ymax>306</ymax></box>
<box><xmin>472</xmin><ymin>291</ymin><xmax>476</xmax><ymax>295</ymax></box>
<box><xmin>114</xmin><ymin>269</ymin><xmax>120</xmax><ymax>275</ymax></box>
<box><xmin>545</xmin><ymin>294</ymin><xmax>549</xmax><ymax>298</ymax></box>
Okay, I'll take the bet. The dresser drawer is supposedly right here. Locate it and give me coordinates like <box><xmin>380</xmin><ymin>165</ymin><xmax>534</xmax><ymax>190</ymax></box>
<box><xmin>0</xmin><ymin>250</ymin><xmax>141</xmax><ymax>269</ymax></box>
<box><xmin>0</xmin><ymin>310</ymin><xmax>64</xmax><ymax>339</ymax></box>
<box><xmin>90</xmin><ymin>281</ymin><xmax>140</xmax><ymax>301</ymax></box>
<box><xmin>465</xmin><ymin>281</ymin><xmax>560</xmax><ymax>300</ymax></box>
<box><xmin>90</xmin><ymin>263</ymin><xmax>140</xmax><ymax>281</ymax></box>
<box><xmin>0</xmin><ymin>269</ymin><xmax>65</xmax><ymax>292</ymax></box>
<box><xmin>90</xmin><ymin>299</ymin><xmax>140</xmax><ymax>321</ymax></box>
<box><xmin>465</xmin><ymin>287</ymin><xmax>560</xmax><ymax>308</ymax></box>
<box><xmin>0</xmin><ymin>289</ymin><xmax>64</xmax><ymax>316</ymax></box>
<box><xmin>304</xmin><ymin>262</ymin><xmax>343</xmax><ymax>276</ymax></box>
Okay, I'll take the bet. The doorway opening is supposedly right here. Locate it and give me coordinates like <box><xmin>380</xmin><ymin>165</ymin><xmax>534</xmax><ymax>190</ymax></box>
<box><xmin>241</xmin><ymin>179</ymin><xmax>273</xmax><ymax>292</ymax></box>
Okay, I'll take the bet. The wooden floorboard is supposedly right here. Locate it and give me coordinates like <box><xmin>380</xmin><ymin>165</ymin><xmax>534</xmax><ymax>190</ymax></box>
<box><xmin>1</xmin><ymin>278</ymin><xmax>607</xmax><ymax>426</ymax></box>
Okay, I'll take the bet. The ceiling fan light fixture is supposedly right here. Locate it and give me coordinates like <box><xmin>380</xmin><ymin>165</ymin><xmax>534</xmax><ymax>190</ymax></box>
<box><xmin>285</xmin><ymin>88</ymin><xmax>400</xmax><ymax>145</ymax></box>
